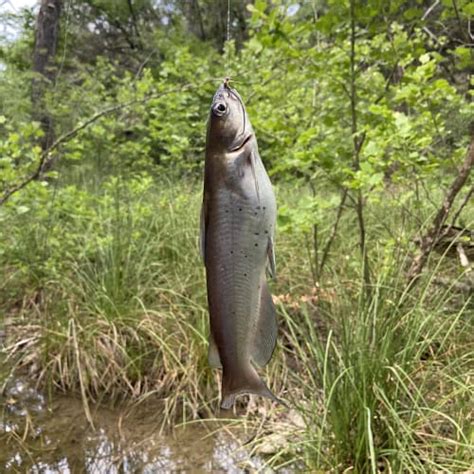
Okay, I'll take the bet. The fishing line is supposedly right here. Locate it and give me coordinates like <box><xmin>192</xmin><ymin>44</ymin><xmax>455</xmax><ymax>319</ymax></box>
<box><xmin>226</xmin><ymin>0</ymin><xmax>231</xmax><ymax>44</ymax></box>
<box><xmin>227</xmin><ymin>88</ymin><xmax>247</xmax><ymax>144</ymax></box>
<box><xmin>225</xmin><ymin>0</ymin><xmax>231</xmax><ymax>77</ymax></box>
<box><xmin>223</xmin><ymin>0</ymin><xmax>247</xmax><ymax>138</ymax></box>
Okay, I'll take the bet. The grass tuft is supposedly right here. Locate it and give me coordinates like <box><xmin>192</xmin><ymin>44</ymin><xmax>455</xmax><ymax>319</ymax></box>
<box><xmin>280</xmin><ymin>252</ymin><xmax>473</xmax><ymax>471</ymax></box>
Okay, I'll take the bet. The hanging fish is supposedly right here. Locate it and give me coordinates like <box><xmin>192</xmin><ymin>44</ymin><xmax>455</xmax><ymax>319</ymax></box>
<box><xmin>200</xmin><ymin>80</ymin><xmax>282</xmax><ymax>409</ymax></box>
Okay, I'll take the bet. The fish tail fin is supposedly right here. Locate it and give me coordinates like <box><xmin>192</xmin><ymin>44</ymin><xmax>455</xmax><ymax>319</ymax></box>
<box><xmin>220</xmin><ymin>364</ymin><xmax>285</xmax><ymax>409</ymax></box>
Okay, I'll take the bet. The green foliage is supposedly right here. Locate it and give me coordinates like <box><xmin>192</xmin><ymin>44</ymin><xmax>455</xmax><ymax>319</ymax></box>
<box><xmin>1</xmin><ymin>178</ymin><xmax>213</xmax><ymax>414</ymax></box>
<box><xmin>0</xmin><ymin>118</ymin><xmax>43</xmax><ymax>188</ymax></box>
<box><xmin>282</xmin><ymin>263</ymin><xmax>472</xmax><ymax>470</ymax></box>
<box><xmin>2</xmin><ymin>0</ymin><xmax>472</xmax><ymax>190</ymax></box>
<box><xmin>0</xmin><ymin>0</ymin><xmax>473</xmax><ymax>471</ymax></box>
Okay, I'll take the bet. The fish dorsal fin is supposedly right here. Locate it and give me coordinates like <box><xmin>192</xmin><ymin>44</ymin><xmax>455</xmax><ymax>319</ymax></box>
<box><xmin>251</xmin><ymin>280</ymin><xmax>278</xmax><ymax>368</ymax></box>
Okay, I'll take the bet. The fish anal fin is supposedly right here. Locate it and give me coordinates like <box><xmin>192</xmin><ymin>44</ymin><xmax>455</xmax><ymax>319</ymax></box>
<box><xmin>251</xmin><ymin>281</ymin><xmax>277</xmax><ymax>368</ymax></box>
<box><xmin>208</xmin><ymin>333</ymin><xmax>222</xmax><ymax>368</ymax></box>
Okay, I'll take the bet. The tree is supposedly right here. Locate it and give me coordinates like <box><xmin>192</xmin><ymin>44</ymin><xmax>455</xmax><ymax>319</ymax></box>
<box><xmin>32</xmin><ymin>0</ymin><xmax>62</xmax><ymax>152</ymax></box>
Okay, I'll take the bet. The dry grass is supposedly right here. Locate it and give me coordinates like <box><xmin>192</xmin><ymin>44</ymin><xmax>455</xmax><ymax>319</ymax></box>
<box><xmin>1</xmin><ymin>178</ymin><xmax>473</xmax><ymax>471</ymax></box>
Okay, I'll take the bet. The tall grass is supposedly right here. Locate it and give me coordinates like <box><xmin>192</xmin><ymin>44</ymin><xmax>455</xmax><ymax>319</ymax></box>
<box><xmin>280</xmin><ymin>250</ymin><xmax>473</xmax><ymax>471</ymax></box>
<box><xmin>1</xmin><ymin>177</ymin><xmax>217</xmax><ymax>426</ymax></box>
<box><xmin>1</xmin><ymin>176</ymin><xmax>472</xmax><ymax>470</ymax></box>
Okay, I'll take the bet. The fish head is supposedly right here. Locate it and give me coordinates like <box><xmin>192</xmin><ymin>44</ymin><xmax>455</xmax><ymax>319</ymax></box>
<box><xmin>207</xmin><ymin>82</ymin><xmax>252</xmax><ymax>152</ymax></box>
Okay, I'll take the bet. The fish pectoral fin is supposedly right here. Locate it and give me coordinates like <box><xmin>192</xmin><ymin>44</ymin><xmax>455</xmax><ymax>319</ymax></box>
<box><xmin>266</xmin><ymin>236</ymin><xmax>276</xmax><ymax>279</ymax></box>
<box><xmin>251</xmin><ymin>280</ymin><xmax>278</xmax><ymax>368</ymax></box>
<box><xmin>208</xmin><ymin>333</ymin><xmax>222</xmax><ymax>368</ymax></box>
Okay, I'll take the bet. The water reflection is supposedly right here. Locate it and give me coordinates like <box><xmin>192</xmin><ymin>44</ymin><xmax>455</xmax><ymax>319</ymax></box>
<box><xmin>0</xmin><ymin>377</ymin><xmax>273</xmax><ymax>473</ymax></box>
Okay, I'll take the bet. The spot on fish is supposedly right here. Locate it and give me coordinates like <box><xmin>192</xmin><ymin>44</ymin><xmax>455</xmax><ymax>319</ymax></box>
<box><xmin>256</xmin><ymin>206</ymin><xmax>261</xmax><ymax>210</ymax></box>
<box><xmin>244</xmin><ymin>273</ymin><xmax>247</xmax><ymax>277</ymax></box>
<box><xmin>230</xmin><ymin>250</ymin><xmax>234</xmax><ymax>254</ymax></box>
<box><xmin>255</xmin><ymin>243</ymin><xmax>258</xmax><ymax>247</ymax></box>
<box><xmin>239</xmin><ymin>208</ymin><xmax>242</xmax><ymax>212</ymax></box>
<box><xmin>254</xmin><ymin>232</ymin><xmax>259</xmax><ymax>236</ymax></box>
<box><xmin>263</xmin><ymin>206</ymin><xmax>266</xmax><ymax>210</ymax></box>
<box><xmin>264</xmin><ymin>230</ymin><xmax>269</xmax><ymax>234</ymax></box>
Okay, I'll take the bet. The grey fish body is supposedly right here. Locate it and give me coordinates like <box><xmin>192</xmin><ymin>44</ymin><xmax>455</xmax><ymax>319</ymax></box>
<box><xmin>201</xmin><ymin>83</ymin><xmax>280</xmax><ymax>409</ymax></box>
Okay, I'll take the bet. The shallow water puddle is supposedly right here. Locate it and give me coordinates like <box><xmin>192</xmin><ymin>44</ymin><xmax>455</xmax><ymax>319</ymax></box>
<box><xmin>0</xmin><ymin>377</ymin><xmax>276</xmax><ymax>473</ymax></box>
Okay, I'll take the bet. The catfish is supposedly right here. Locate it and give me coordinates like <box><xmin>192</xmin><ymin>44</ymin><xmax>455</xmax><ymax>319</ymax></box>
<box><xmin>200</xmin><ymin>81</ymin><xmax>283</xmax><ymax>409</ymax></box>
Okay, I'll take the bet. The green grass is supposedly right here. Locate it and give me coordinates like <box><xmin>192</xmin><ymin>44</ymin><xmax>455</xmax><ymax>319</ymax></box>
<box><xmin>1</xmin><ymin>177</ymin><xmax>216</xmax><ymax>425</ymax></box>
<box><xmin>1</xmin><ymin>175</ymin><xmax>472</xmax><ymax>471</ymax></box>
<box><xmin>280</xmin><ymin>268</ymin><xmax>472</xmax><ymax>471</ymax></box>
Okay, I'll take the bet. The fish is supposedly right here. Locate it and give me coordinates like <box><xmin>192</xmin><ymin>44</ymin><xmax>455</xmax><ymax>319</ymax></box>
<box><xmin>200</xmin><ymin>80</ymin><xmax>282</xmax><ymax>409</ymax></box>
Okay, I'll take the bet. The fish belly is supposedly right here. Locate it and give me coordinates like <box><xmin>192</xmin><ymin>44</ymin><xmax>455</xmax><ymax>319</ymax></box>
<box><xmin>205</xmin><ymin>180</ymin><xmax>275</xmax><ymax>370</ymax></box>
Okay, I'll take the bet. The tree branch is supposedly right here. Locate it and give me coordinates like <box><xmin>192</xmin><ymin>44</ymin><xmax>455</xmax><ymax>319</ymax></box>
<box><xmin>127</xmin><ymin>0</ymin><xmax>143</xmax><ymax>49</ymax></box>
<box><xmin>349</xmin><ymin>0</ymin><xmax>371</xmax><ymax>287</ymax></box>
<box><xmin>319</xmin><ymin>188</ymin><xmax>349</xmax><ymax>276</ymax></box>
<box><xmin>407</xmin><ymin>136</ymin><xmax>474</xmax><ymax>284</ymax></box>
<box><xmin>0</xmin><ymin>83</ymin><xmax>201</xmax><ymax>206</ymax></box>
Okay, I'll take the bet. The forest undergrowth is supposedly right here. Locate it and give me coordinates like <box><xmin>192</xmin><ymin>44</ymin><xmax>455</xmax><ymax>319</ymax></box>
<box><xmin>1</xmin><ymin>1</ymin><xmax>473</xmax><ymax>470</ymax></box>
<box><xmin>1</xmin><ymin>177</ymin><xmax>472</xmax><ymax>472</ymax></box>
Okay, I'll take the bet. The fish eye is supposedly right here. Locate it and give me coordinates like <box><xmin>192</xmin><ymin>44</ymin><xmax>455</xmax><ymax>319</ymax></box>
<box><xmin>212</xmin><ymin>102</ymin><xmax>227</xmax><ymax>116</ymax></box>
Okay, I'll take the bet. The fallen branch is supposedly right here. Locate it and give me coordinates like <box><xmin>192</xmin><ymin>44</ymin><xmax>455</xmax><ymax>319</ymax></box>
<box><xmin>0</xmin><ymin>82</ymin><xmax>202</xmax><ymax>206</ymax></box>
<box><xmin>407</xmin><ymin>136</ymin><xmax>474</xmax><ymax>284</ymax></box>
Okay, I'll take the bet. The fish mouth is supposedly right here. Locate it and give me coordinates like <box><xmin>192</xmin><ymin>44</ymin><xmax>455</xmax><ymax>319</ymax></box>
<box><xmin>212</xmin><ymin>82</ymin><xmax>243</xmax><ymax>118</ymax></box>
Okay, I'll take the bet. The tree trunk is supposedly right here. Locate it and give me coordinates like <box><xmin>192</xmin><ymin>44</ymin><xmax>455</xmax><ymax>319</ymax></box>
<box><xmin>32</xmin><ymin>0</ymin><xmax>62</xmax><ymax>152</ymax></box>
<box><xmin>183</xmin><ymin>0</ymin><xmax>206</xmax><ymax>41</ymax></box>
